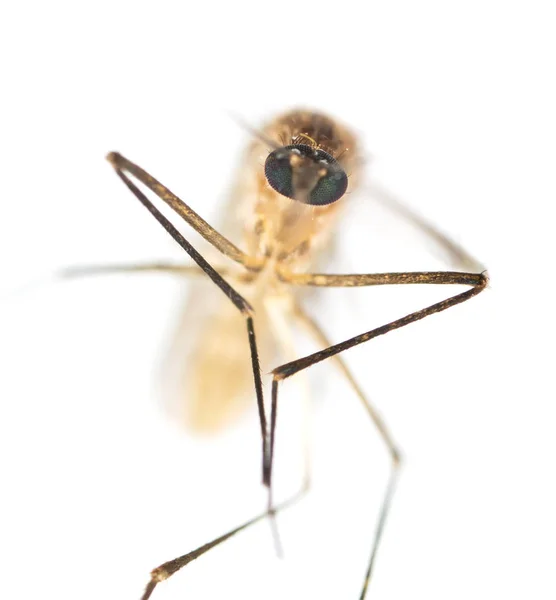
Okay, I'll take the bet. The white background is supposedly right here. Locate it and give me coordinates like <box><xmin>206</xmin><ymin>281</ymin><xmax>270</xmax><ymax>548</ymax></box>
<box><xmin>1</xmin><ymin>1</ymin><xmax>555</xmax><ymax>600</ymax></box>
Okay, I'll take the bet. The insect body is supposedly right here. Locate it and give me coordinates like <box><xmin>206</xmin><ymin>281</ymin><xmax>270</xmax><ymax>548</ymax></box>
<box><xmin>72</xmin><ymin>109</ymin><xmax>487</xmax><ymax>599</ymax></box>
<box><xmin>167</xmin><ymin>111</ymin><xmax>360</xmax><ymax>433</ymax></box>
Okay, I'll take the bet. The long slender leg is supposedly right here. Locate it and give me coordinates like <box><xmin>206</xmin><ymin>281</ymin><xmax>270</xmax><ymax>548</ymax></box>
<box><xmin>292</xmin><ymin>301</ymin><xmax>399</xmax><ymax>462</ymax></box>
<box><xmin>279</xmin><ymin>269</ymin><xmax>486</xmax><ymax>288</ymax></box>
<box><xmin>59</xmin><ymin>261</ymin><xmax>255</xmax><ymax>283</ymax></box>
<box><xmin>266</xmin><ymin>270</ymin><xmax>487</xmax><ymax>483</ymax></box>
<box><xmin>265</xmin><ymin>273</ymin><xmax>487</xmax><ymax>597</ymax></box>
<box><xmin>263</xmin><ymin>299</ymin><xmax>313</xmax><ymax>558</ymax></box>
<box><xmin>60</xmin><ymin>262</ymin><xmax>206</xmax><ymax>279</ymax></box>
<box><xmin>107</xmin><ymin>162</ymin><xmax>269</xmax><ymax>478</ymax></box>
<box><xmin>107</xmin><ymin>152</ymin><xmax>263</xmax><ymax>270</ymax></box>
<box><xmin>292</xmin><ymin>301</ymin><xmax>400</xmax><ymax>599</ymax></box>
<box><xmin>140</xmin><ymin>487</ymin><xmax>307</xmax><ymax>600</ymax></box>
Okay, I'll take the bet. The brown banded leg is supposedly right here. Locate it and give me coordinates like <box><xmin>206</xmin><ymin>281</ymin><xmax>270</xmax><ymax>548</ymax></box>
<box><xmin>140</xmin><ymin>487</ymin><xmax>307</xmax><ymax>600</ymax></box>
<box><xmin>107</xmin><ymin>153</ymin><xmax>263</xmax><ymax>271</ymax></box>
<box><xmin>105</xmin><ymin>154</ymin><xmax>270</xmax><ymax>477</ymax></box>
<box><xmin>265</xmin><ymin>269</ymin><xmax>487</xmax><ymax>598</ymax></box>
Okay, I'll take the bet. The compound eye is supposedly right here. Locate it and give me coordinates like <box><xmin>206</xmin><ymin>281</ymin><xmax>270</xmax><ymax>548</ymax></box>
<box><xmin>264</xmin><ymin>144</ymin><xmax>348</xmax><ymax>206</ymax></box>
<box><xmin>309</xmin><ymin>164</ymin><xmax>348</xmax><ymax>206</ymax></box>
<box><xmin>264</xmin><ymin>149</ymin><xmax>295</xmax><ymax>199</ymax></box>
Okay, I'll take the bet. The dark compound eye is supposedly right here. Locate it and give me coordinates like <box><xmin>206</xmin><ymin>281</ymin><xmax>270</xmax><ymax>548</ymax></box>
<box><xmin>264</xmin><ymin>147</ymin><xmax>295</xmax><ymax>199</ymax></box>
<box><xmin>309</xmin><ymin>163</ymin><xmax>348</xmax><ymax>206</ymax></box>
<box><xmin>264</xmin><ymin>144</ymin><xmax>348</xmax><ymax>206</ymax></box>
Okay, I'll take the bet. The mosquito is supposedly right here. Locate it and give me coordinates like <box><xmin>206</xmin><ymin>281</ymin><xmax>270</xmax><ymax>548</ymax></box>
<box><xmin>63</xmin><ymin>109</ymin><xmax>487</xmax><ymax>599</ymax></box>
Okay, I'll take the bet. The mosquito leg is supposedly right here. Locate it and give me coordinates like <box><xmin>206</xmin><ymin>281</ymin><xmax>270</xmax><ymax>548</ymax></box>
<box><xmin>268</xmin><ymin>269</ymin><xmax>487</xmax><ymax>484</ymax></box>
<box><xmin>107</xmin><ymin>163</ymin><xmax>269</xmax><ymax>479</ymax></box>
<box><xmin>59</xmin><ymin>262</ymin><xmax>206</xmax><ymax>279</ymax></box>
<box><xmin>59</xmin><ymin>262</ymin><xmax>257</xmax><ymax>285</ymax></box>
<box><xmin>291</xmin><ymin>301</ymin><xmax>400</xmax><ymax>599</ymax></box>
<box><xmin>268</xmin><ymin>273</ymin><xmax>486</xmax><ymax>465</ymax></box>
<box><xmin>280</xmin><ymin>269</ymin><xmax>487</xmax><ymax>288</ymax></box>
<box><xmin>265</xmin><ymin>273</ymin><xmax>487</xmax><ymax>597</ymax></box>
<box><xmin>139</xmin><ymin>488</ymin><xmax>306</xmax><ymax>600</ymax></box>
<box><xmin>263</xmin><ymin>299</ymin><xmax>314</xmax><ymax>558</ymax></box>
<box><xmin>107</xmin><ymin>152</ymin><xmax>263</xmax><ymax>270</ymax></box>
